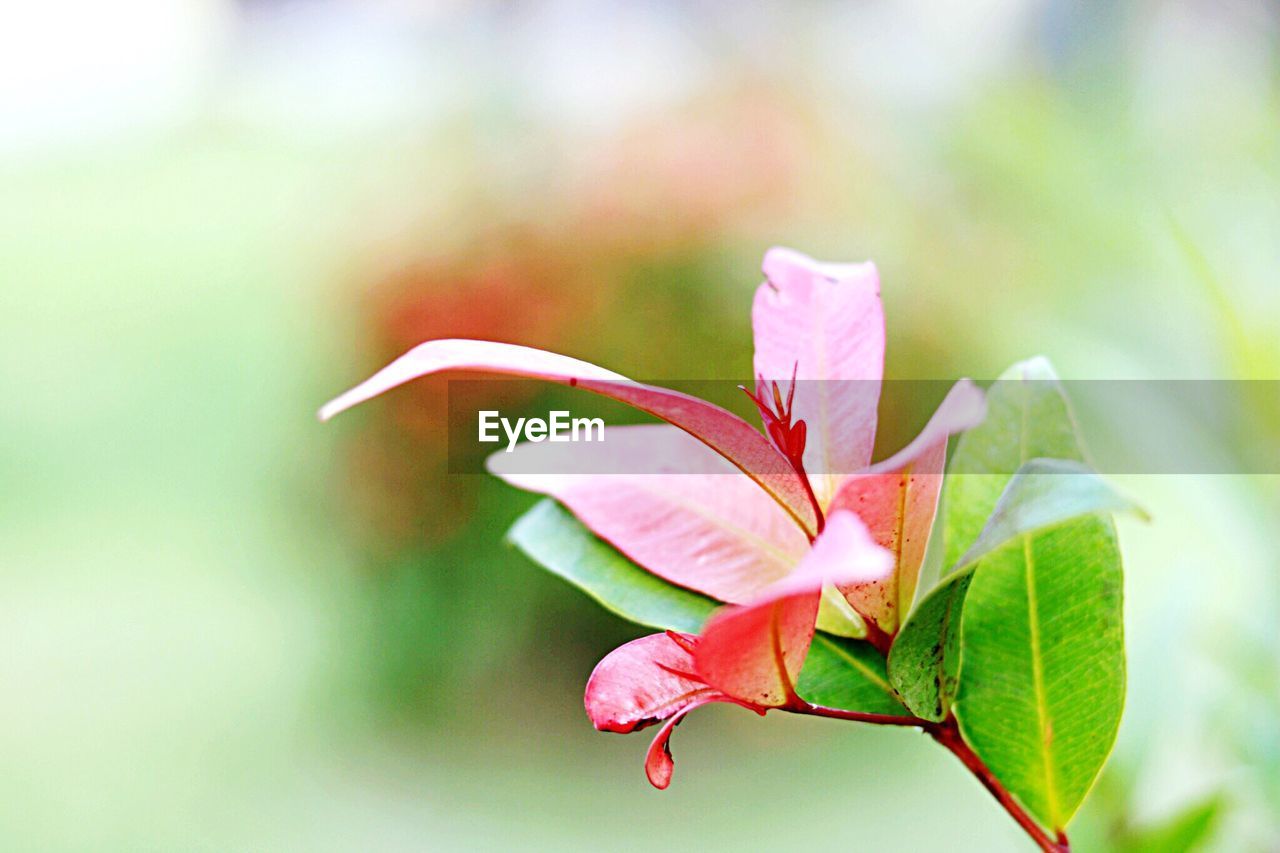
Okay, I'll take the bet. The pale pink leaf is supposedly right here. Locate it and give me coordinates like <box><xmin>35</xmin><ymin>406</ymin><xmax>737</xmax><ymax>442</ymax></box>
<box><xmin>319</xmin><ymin>338</ymin><xmax>817</xmax><ymax>535</ymax></box>
<box><xmin>753</xmin><ymin>247</ymin><xmax>885</xmax><ymax>505</ymax></box>
<box><xmin>489</xmin><ymin>425</ymin><xmax>808</xmax><ymax>604</ymax></box>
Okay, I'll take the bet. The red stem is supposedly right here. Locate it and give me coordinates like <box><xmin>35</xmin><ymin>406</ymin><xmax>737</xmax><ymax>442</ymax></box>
<box><xmin>792</xmin><ymin>458</ymin><xmax>825</xmax><ymax>538</ymax></box>
<box><xmin>787</xmin><ymin>705</ymin><xmax>1069</xmax><ymax>852</ymax></box>
<box><xmin>930</xmin><ymin>720</ymin><xmax>1070</xmax><ymax>853</ymax></box>
<box><xmin>789</xmin><ymin>701</ymin><xmax>924</xmax><ymax>728</ymax></box>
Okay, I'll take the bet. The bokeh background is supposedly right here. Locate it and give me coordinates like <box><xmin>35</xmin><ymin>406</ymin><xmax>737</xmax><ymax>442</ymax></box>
<box><xmin>3</xmin><ymin>1</ymin><xmax>1278</xmax><ymax>849</ymax></box>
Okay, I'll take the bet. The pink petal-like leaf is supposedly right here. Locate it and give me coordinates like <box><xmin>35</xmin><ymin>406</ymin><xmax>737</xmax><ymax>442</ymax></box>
<box><xmin>753</xmin><ymin>247</ymin><xmax>885</xmax><ymax>504</ymax></box>
<box><xmin>828</xmin><ymin>380</ymin><xmax>987</xmax><ymax>634</ymax></box>
<box><xmin>586</xmin><ymin>632</ymin><xmax>740</xmax><ymax>790</ymax></box>
<box><xmin>489</xmin><ymin>425</ymin><xmax>809</xmax><ymax>604</ymax></box>
<box><xmin>693</xmin><ymin>511</ymin><xmax>894</xmax><ymax>707</ymax></box>
<box><xmin>319</xmin><ymin>339</ymin><xmax>817</xmax><ymax>535</ymax></box>
<box><xmin>693</xmin><ymin>595</ymin><xmax>820</xmax><ymax>708</ymax></box>
<box><xmin>584</xmin><ymin>632</ymin><xmax>725</xmax><ymax>734</ymax></box>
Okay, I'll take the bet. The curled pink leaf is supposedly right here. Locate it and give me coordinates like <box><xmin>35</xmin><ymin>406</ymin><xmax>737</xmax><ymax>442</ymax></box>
<box><xmin>585</xmin><ymin>632</ymin><xmax>750</xmax><ymax>789</ymax></box>
<box><xmin>643</xmin><ymin>698</ymin><xmax>719</xmax><ymax>790</ymax></box>
<box><xmin>585</xmin><ymin>632</ymin><xmax>728</xmax><ymax>734</ymax></box>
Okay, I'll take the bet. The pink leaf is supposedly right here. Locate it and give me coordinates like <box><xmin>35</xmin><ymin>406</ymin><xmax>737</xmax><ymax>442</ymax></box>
<box><xmin>584</xmin><ymin>632</ymin><xmax>722</xmax><ymax>734</ymax></box>
<box><xmin>753</xmin><ymin>247</ymin><xmax>885</xmax><ymax>505</ymax></box>
<box><xmin>828</xmin><ymin>380</ymin><xmax>987</xmax><ymax>633</ymax></box>
<box><xmin>693</xmin><ymin>511</ymin><xmax>894</xmax><ymax>707</ymax></box>
<box><xmin>489</xmin><ymin>425</ymin><xmax>809</xmax><ymax>604</ymax></box>
<box><xmin>319</xmin><ymin>339</ymin><xmax>817</xmax><ymax>535</ymax></box>
<box><xmin>585</xmin><ymin>632</ymin><xmax>740</xmax><ymax>789</ymax></box>
<box><xmin>644</xmin><ymin>700</ymin><xmax>717</xmax><ymax>790</ymax></box>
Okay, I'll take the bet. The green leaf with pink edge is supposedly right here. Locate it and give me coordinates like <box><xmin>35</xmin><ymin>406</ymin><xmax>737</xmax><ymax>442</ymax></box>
<box><xmin>508</xmin><ymin>499</ymin><xmax>905</xmax><ymax>714</ymax></box>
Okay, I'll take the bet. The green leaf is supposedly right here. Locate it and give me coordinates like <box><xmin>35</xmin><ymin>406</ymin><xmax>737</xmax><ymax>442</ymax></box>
<box><xmin>507</xmin><ymin>498</ymin><xmax>902</xmax><ymax>713</ymax></box>
<box><xmin>952</xmin><ymin>459</ymin><xmax>1147</xmax><ymax>568</ymax></box>
<box><xmin>942</xmin><ymin>356</ymin><xmax>1087</xmax><ymax>569</ymax></box>
<box><xmin>888</xmin><ymin>570</ymin><xmax>973</xmax><ymax>721</ymax></box>
<box><xmin>800</xmin><ymin>633</ymin><xmax>910</xmax><ymax>716</ymax></box>
<box><xmin>889</xmin><ymin>459</ymin><xmax>1143</xmax><ymax>721</ymax></box>
<box><xmin>507</xmin><ymin>499</ymin><xmax>717</xmax><ymax>633</ymax></box>
<box><xmin>931</xmin><ymin>357</ymin><xmax>1130</xmax><ymax>832</ymax></box>
<box><xmin>957</xmin><ymin>517</ymin><xmax>1125</xmax><ymax>832</ymax></box>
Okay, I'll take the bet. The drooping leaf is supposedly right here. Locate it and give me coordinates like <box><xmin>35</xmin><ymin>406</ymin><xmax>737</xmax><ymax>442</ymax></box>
<box><xmin>583</xmin><ymin>632</ymin><xmax>736</xmax><ymax>790</ymax></box>
<box><xmin>752</xmin><ymin>247</ymin><xmax>885</xmax><ymax>505</ymax></box>
<box><xmin>508</xmin><ymin>499</ymin><xmax>897</xmax><ymax>713</ymax></box>
<box><xmin>889</xmin><ymin>459</ymin><xmax>1143</xmax><ymax>721</ymax></box>
<box><xmin>584</xmin><ymin>632</ymin><xmax>723</xmax><ymax>734</ymax></box>
<box><xmin>508</xmin><ymin>498</ymin><xmax>717</xmax><ymax>634</ymax></box>
<box><xmin>491</xmin><ymin>425</ymin><xmax>808</xmax><ymax>605</ymax></box>
<box><xmin>319</xmin><ymin>338</ymin><xmax>818</xmax><ymax>534</ymax></box>
<box><xmin>916</xmin><ymin>357</ymin><xmax>1130</xmax><ymax>832</ymax></box>
<box><xmin>643</xmin><ymin>698</ymin><xmax>717</xmax><ymax>790</ymax></box>
<box><xmin>942</xmin><ymin>356</ymin><xmax>1087</xmax><ymax>568</ymax></box>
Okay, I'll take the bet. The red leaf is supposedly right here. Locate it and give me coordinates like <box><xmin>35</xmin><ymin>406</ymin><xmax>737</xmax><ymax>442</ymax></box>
<box><xmin>693</xmin><ymin>511</ymin><xmax>893</xmax><ymax>706</ymax></box>
<box><xmin>585</xmin><ymin>632</ymin><xmax>724</xmax><ymax>734</ymax></box>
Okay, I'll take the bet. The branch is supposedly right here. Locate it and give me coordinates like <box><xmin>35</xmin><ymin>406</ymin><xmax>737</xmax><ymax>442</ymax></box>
<box><xmin>787</xmin><ymin>701</ymin><xmax>927</xmax><ymax>728</ymax></box>
<box><xmin>788</xmin><ymin>704</ymin><xmax>1070</xmax><ymax>852</ymax></box>
<box><xmin>930</xmin><ymin>720</ymin><xmax>1070</xmax><ymax>853</ymax></box>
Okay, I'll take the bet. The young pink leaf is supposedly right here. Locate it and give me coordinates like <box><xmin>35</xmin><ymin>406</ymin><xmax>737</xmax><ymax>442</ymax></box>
<box><xmin>584</xmin><ymin>632</ymin><xmax>726</xmax><ymax>733</ymax></box>
<box><xmin>318</xmin><ymin>339</ymin><xmax>818</xmax><ymax>535</ymax></box>
<box><xmin>753</xmin><ymin>247</ymin><xmax>885</xmax><ymax>505</ymax></box>
<box><xmin>828</xmin><ymin>380</ymin><xmax>987</xmax><ymax>633</ymax></box>
<box><xmin>585</xmin><ymin>631</ymin><xmax>748</xmax><ymax>789</ymax></box>
<box><xmin>488</xmin><ymin>425</ymin><xmax>809</xmax><ymax>604</ymax></box>
<box><xmin>692</xmin><ymin>595</ymin><xmax>820</xmax><ymax>708</ymax></box>
<box><xmin>693</xmin><ymin>511</ymin><xmax>894</xmax><ymax>707</ymax></box>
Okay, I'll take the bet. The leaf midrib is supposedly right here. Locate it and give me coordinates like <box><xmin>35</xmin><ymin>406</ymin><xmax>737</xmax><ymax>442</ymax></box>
<box><xmin>627</xmin><ymin>478</ymin><xmax>803</xmax><ymax>585</ymax></box>
<box><xmin>1023</xmin><ymin>532</ymin><xmax>1060</xmax><ymax>828</ymax></box>
<box><xmin>1019</xmin><ymin>372</ymin><xmax>1061</xmax><ymax>827</ymax></box>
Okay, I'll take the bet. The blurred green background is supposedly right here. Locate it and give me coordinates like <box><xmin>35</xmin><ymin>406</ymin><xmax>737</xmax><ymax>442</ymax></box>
<box><xmin>2</xmin><ymin>1</ymin><xmax>1277</xmax><ymax>850</ymax></box>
